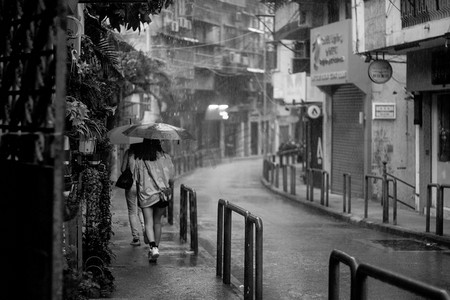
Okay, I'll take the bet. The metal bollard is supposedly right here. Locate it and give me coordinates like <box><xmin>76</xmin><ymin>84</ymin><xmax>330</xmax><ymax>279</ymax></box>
<box><xmin>343</xmin><ymin>173</ymin><xmax>352</xmax><ymax>213</ymax></box>
<box><xmin>328</xmin><ymin>249</ymin><xmax>359</xmax><ymax>300</ymax></box>
<box><xmin>290</xmin><ymin>165</ymin><xmax>296</xmax><ymax>195</ymax></box>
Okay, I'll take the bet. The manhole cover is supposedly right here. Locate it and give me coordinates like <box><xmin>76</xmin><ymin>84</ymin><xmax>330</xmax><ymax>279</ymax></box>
<box><xmin>371</xmin><ymin>239</ymin><xmax>444</xmax><ymax>251</ymax></box>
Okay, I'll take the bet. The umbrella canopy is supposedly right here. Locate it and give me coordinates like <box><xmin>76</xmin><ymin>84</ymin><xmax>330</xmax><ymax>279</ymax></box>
<box><xmin>107</xmin><ymin>124</ymin><xmax>144</xmax><ymax>144</ymax></box>
<box><xmin>122</xmin><ymin>122</ymin><xmax>195</xmax><ymax>141</ymax></box>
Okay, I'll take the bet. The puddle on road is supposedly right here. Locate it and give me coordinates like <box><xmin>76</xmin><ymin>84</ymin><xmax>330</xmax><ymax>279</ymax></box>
<box><xmin>370</xmin><ymin>239</ymin><xmax>448</xmax><ymax>251</ymax></box>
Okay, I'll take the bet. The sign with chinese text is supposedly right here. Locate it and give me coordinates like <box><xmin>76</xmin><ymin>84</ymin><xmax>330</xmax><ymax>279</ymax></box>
<box><xmin>310</xmin><ymin>20</ymin><xmax>349</xmax><ymax>85</ymax></box>
<box><xmin>368</xmin><ymin>60</ymin><xmax>392</xmax><ymax>84</ymax></box>
<box><xmin>373</xmin><ymin>103</ymin><xmax>396</xmax><ymax>120</ymax></box>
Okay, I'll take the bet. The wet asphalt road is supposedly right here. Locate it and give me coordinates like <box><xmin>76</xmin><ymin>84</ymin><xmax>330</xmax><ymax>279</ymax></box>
<box><xmin>175</xmin><ymin>158</ymin><xmax>450</xmax><ymax>300</ymax></box>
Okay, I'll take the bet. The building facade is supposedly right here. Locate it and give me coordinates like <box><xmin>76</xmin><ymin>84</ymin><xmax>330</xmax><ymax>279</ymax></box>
<box><xmin>121</xmin><ymin>0</ymin><xmax>272</xmax><ymax>158</ymax></box>
<box><xmin>271</xmin><ymin>0</ymin><xmax>415</xmax><ymax>203</ymax></box>
<box><xmin>355</xmin><ymin>0</ymin><xmax>450</xmax><ymax>214</ymax></box>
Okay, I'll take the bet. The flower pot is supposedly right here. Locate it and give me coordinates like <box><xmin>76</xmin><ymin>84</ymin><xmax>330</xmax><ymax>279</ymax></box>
<box><xmin>79</xmin><ymin>138</ymin><xmax>96</xmax><ymax>154</ymax></box>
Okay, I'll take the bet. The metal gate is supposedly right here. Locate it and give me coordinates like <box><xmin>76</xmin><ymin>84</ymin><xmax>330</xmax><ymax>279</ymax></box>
<box><xmin>331</xmin><ymin>84</ymin><xmax>365</xmax><ymax>197</ymax></box>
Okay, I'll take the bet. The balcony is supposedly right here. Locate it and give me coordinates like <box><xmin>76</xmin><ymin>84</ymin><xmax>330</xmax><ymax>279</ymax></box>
<box><xmin>401</xmin><ymin>0</ymin><xmax>450</xmax><ymax>28</ymax></box>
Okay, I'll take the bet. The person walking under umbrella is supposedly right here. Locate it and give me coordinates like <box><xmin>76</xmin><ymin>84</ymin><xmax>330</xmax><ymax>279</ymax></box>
<box><xmin>133</xmin><ymin>139</ymin><xmax>174</xmax><ymax>262</ymax></box>
<box><xmin>120</xmin><ymin>143</ymin><xmax>144</xmax><ymax>246</ymax></box>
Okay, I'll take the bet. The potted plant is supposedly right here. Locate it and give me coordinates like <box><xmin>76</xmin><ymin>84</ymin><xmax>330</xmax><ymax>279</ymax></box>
<box><xmin>65</xmin><ymin>96</ymin><xmax>104</xmax><ymax>155</ymax></box>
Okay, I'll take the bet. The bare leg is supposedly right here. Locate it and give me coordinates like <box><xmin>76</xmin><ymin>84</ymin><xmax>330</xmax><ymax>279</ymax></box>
<box><xmin>142</xmin><ymin>206</ymin><xmax>155</xmax><ymax>243</ymax></box>
<box><xmin>153</xmin><ymin>207</ymin><xmax>165</xmax><ymax>246</ymax></box>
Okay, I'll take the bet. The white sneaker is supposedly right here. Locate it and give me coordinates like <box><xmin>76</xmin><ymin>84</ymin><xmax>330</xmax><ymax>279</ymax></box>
<box><xmin>151</xmin><ymin>247</ymin><xmax>159</xmax><ymax>259</ymax></box>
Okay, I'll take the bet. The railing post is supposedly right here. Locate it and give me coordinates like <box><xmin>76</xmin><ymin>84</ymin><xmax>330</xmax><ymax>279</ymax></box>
<box><xmin>216</xmin><ymin>200</ymin><xmax>224</xmax><ymax>277</ymax></box>
<box><xmin>437</xmin><ymin>186</ymin><xmax>444</xmax><ymax>236</ymax></box>
<box><xmin>306</xmin><ymin>168</ymin><xmax>310</xmax><ymax>201</ymax></box>
<box><xmin>244</xmin><ymin>213</ymin><xmax>254</xmax><ymax>300</ymax></box>
<box><xmin>382</xmin><ymin>162</ymin><xmax>389</xmax><ymax>223</ymax></box>
<box><xmin>275</xmin><ymin>164</ymin><xmax>280</xmax><ymax>188</ymax></box>
<box><xmin>320</xmin><ymin>171</ymin><xmax>325</xmax><ymax>206</ymax></box>
<box><xmin>168</xmin><ymin>180</ymin><xmax>174</xmax><ymax>225</ymax></box>
<box><xmin>364</xmin><ymin>176</ymin><xmax>369</xmax><ymax>219</ymax></box>
<box><xmin>328</xmin><ymin>250</ymin><xmax>359</xmax><ymax>300</ymax></box>
<box><xmin>255</xmin><ymin>218</ymin><xmax>263</xmax><ymax>300</ymax></box>
<box><xmin>392</xmin><ymin>179</ymin><xmax>397</xmax><ymax>225</ymax></box>
<box><xmin>347</xmin><ymin>174</ymin><xmax>351</xmax><ymax>213</ymax></box>
<box><xmin>310</xmin><ymin>169</ymin><xmax>314</xmax><ymax>202</ymax></box>
<box><xmin>180</xmin><ymin>184</ymin><xmax>187</xmax><ymax>242</ymax></box>
<box><xmin>290</xmin><ymin>165</ymin><xmax>296</xmax><ymax>195</ymax></box>
<box><xmin>343</xmin><ymin>174</ymin><xmax>347</xmax><ymax>213</ymax></box>
<box><xmin>283</xmin><ymin>165</ymin><xmax>288</xmax><ymax>192</ymax></box>
<box><xmin>223</xmin><ymin>206</ymin><xmax>232</xmax><ymax>284</ymax></box>
<box><xmin>326</xmin><ymin>172</ymin><xmax>330</xmax><ymax>207</ymax></box>
<box><xmin>189</xmin><ymin>190</ymin><xmax>199</xmax><ymax>254</ymax></box>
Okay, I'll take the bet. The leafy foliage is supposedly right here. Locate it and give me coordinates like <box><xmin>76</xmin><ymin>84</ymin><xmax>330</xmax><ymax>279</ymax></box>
<box><xmin>85</xmin><ymin>0</ymin><xmax>173</xmax><ymax>32</ymax></box>
<box><xmin>81</xmin><ymin>166</ymin><xmax>114</xmax><ymax>265</ymax></box>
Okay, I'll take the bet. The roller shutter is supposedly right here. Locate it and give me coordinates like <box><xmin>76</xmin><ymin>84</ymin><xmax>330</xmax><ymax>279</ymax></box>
<box><xmin>331</xmin><ymin>84</ymin><xmax>365</xmax><ymax>197</ymax></box>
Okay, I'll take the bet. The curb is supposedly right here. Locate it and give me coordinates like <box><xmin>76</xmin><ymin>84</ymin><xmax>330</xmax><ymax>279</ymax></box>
<box><xmin>260</xmin><ymin>177</ymin><xmax>450</xmax><ymax>248</ymax></box>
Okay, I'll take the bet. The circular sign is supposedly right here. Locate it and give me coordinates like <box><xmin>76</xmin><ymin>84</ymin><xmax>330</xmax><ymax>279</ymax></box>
<box><xmin>307</xmin><ymin>105</ymin><xmax>321</xmax><ymax>119</ymax></box>
<box><xmin>368</xmin><ymin>60</ymin><xmax>393</xmax><ymax>84</ymax></box>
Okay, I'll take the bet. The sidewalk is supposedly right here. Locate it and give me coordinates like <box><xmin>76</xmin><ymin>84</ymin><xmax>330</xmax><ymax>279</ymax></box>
<box><xmin>106</xmin><ymin>187</ymin><xmax>242</xmax><ymax>300</ymax></box>
<box><xmin>261</xmin><ymin>163</ymin><xmax>450</xmax><ymax>248</ymax></box>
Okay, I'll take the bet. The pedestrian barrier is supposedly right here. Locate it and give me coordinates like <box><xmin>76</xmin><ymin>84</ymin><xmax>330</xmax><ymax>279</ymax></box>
<box><xmin>328</xmin><ymin>249</ymin><xmax>450</xmax><ymax>300</ymax></box>
<box><xmin>216</xmin><ymin>199</ymin><xmax>263</xmax><ymax>300</ymax></box>
<box><xmin>179</xmin><ymin>184</ymin><xmax>198</xmax><ymax>255</ymax></box>
<box><xmin>426</xmin><ymin>183</ymin><xmax>450</xmax><ymax>236</ymax></box>
<box><xmin>364</xmin><ymin>174</ymin><xmax>384</xmax><ymax>219</ymax></box>
<box><xmin>342</xmin><ymin>173</ymin><xmax>352</xmax><ymax>213</ymax></box>
<box><xmin>354</xmin><ymin>262</ymin><xmax>450</xmax><ymax>300</ymax></box>
<box><xmin>290</xmin><ymin>165</ymin><xmax>296</xmax><ymax>195</ymax></box>
<box><xmin>167</xmin><ymin>180</ymin><xmax>174</xmax><ymax>225</ymax></box>
<box><xmin>328</xmin><ymin>249</ymin><xmax>358</xmax><ymax>300</ymax></box>
<box><xmin>307</xmin><ymin>168</ymin><xmax>329</xmax><ymax>206</ymax></box>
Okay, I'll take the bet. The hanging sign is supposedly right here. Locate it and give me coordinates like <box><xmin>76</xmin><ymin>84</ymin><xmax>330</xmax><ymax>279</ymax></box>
<box><xmin>368</xmin><ymin>60</ymin><xmax>393</xmax><ymax>84</ymax></box>
<box><xmin>307</xmin><ymin>104</ymin><xmax>321</xmax><ymax>119</ymax></box>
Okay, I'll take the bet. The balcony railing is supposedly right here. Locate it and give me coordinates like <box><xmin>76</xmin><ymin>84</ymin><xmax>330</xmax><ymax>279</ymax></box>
<box><xmin>401</xmin><ymin>0</ymin><xmax>450</xmax><ymax>28</ymax></box>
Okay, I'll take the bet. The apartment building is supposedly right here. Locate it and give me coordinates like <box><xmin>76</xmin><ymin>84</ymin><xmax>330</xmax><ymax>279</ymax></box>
<box><xmin>121</xmin><ymin>0</ymin><xmax>272</xmax><ymax>158</ymax></box>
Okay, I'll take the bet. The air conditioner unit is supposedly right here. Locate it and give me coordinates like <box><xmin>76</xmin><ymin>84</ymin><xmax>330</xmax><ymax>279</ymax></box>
<box><xmin>230</xmin><ymin>52</ymin><xmax>241</xmax><ymax>64</ymax></box>
<box><xmin>171</xmin><ymin>21</ymin><xmax>179</xmax><ymax>32</ymax></box>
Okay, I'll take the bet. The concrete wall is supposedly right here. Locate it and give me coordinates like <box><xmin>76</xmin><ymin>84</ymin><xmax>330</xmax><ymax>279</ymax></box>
<box><xmin>369</xmin><ymin>60</ymin><xmax>416</xmax><ymax>206</ymax></box>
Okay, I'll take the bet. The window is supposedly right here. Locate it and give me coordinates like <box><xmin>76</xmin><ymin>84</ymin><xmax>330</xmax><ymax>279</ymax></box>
<box><xmin>438</xmin><ymin>94</ymin><xmax>450</xmax><ymax>161</ymax></box>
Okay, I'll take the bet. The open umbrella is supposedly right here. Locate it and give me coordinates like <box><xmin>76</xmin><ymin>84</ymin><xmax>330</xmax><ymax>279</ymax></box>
<box><xmin>122</xmin><ymin>122</ymin><xmax>195</xmax><ymax>141</ymax></box>
<box><xmin>107</xmin><ymin>124</ymin><xmax>144</xmax><ymax>144</ymax></box>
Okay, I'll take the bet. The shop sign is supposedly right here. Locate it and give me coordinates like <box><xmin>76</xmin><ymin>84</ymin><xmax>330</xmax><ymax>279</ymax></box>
<box><xmin>368</xmin><ymin>60</ymin><xmax>392</xmax><ymax>84</ymax></box>
<box><xmin>373</xmin><ymin>103</ymin><xmax>396</xmax><ymax>120</ymax></box>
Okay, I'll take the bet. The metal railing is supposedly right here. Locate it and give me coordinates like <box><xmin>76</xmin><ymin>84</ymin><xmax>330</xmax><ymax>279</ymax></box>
<box><xmin>328</xmin><ymin>249</ymin><xmax>359</xmax><ymax>300</ymax></box>
<box><xmin>329</xmin><ymin>249</ymin><xmax>450</xmax><ymax>300</ymax></box>
<box><xmin>364</xmin><ymin>174</ymin><xmax>384</xmax><ymax>220</ymax></box>
<box><xmin>306</xmin><ymin>168</ymin><xmax>329</xmax><ymax>206</ymax></box>
<box><xmin>217</xmin><ymin>199</ymin><xmax>263</xmax><ymax>300</ymax></box>
<box><xmin>342</xmin><ymin>173</ymin><xmax>352</xmax><ymax>213</ymax></box>
<box><xmin>426</xmin><ymin>183</ymin><xmax>450</xmax><ymax>236</ymax></box>
<box><xmin>355</xmin><ymin>262</ymin><xmax>450</xmax><ymax>299</ymax></box>
<box><xmin>180</xmin><ymin>184</ymin><xmax>198</xmax><ymax>255</ymax></box>
<box><xmin>167</xmin><ymin>180</ymin><xmax>174</xmax><ymax>225</ymax></box>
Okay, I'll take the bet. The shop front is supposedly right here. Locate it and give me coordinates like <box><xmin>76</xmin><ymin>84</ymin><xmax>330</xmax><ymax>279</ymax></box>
<box><xmin>311</xmin><ymin>19</ymin><xmax>370</xmax><ymax>197</ymax></box>
<box><xmin>408</xmin><ymin>47</ymin><xmax>450</xmax><ymax>215</ymax></box>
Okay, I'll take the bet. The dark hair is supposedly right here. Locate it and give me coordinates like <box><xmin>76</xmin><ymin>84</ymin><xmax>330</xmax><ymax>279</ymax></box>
<box><xmin>134</xmin><ymin>139</ymin><xmax>164</xmax><ymax>161</ymax></box>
